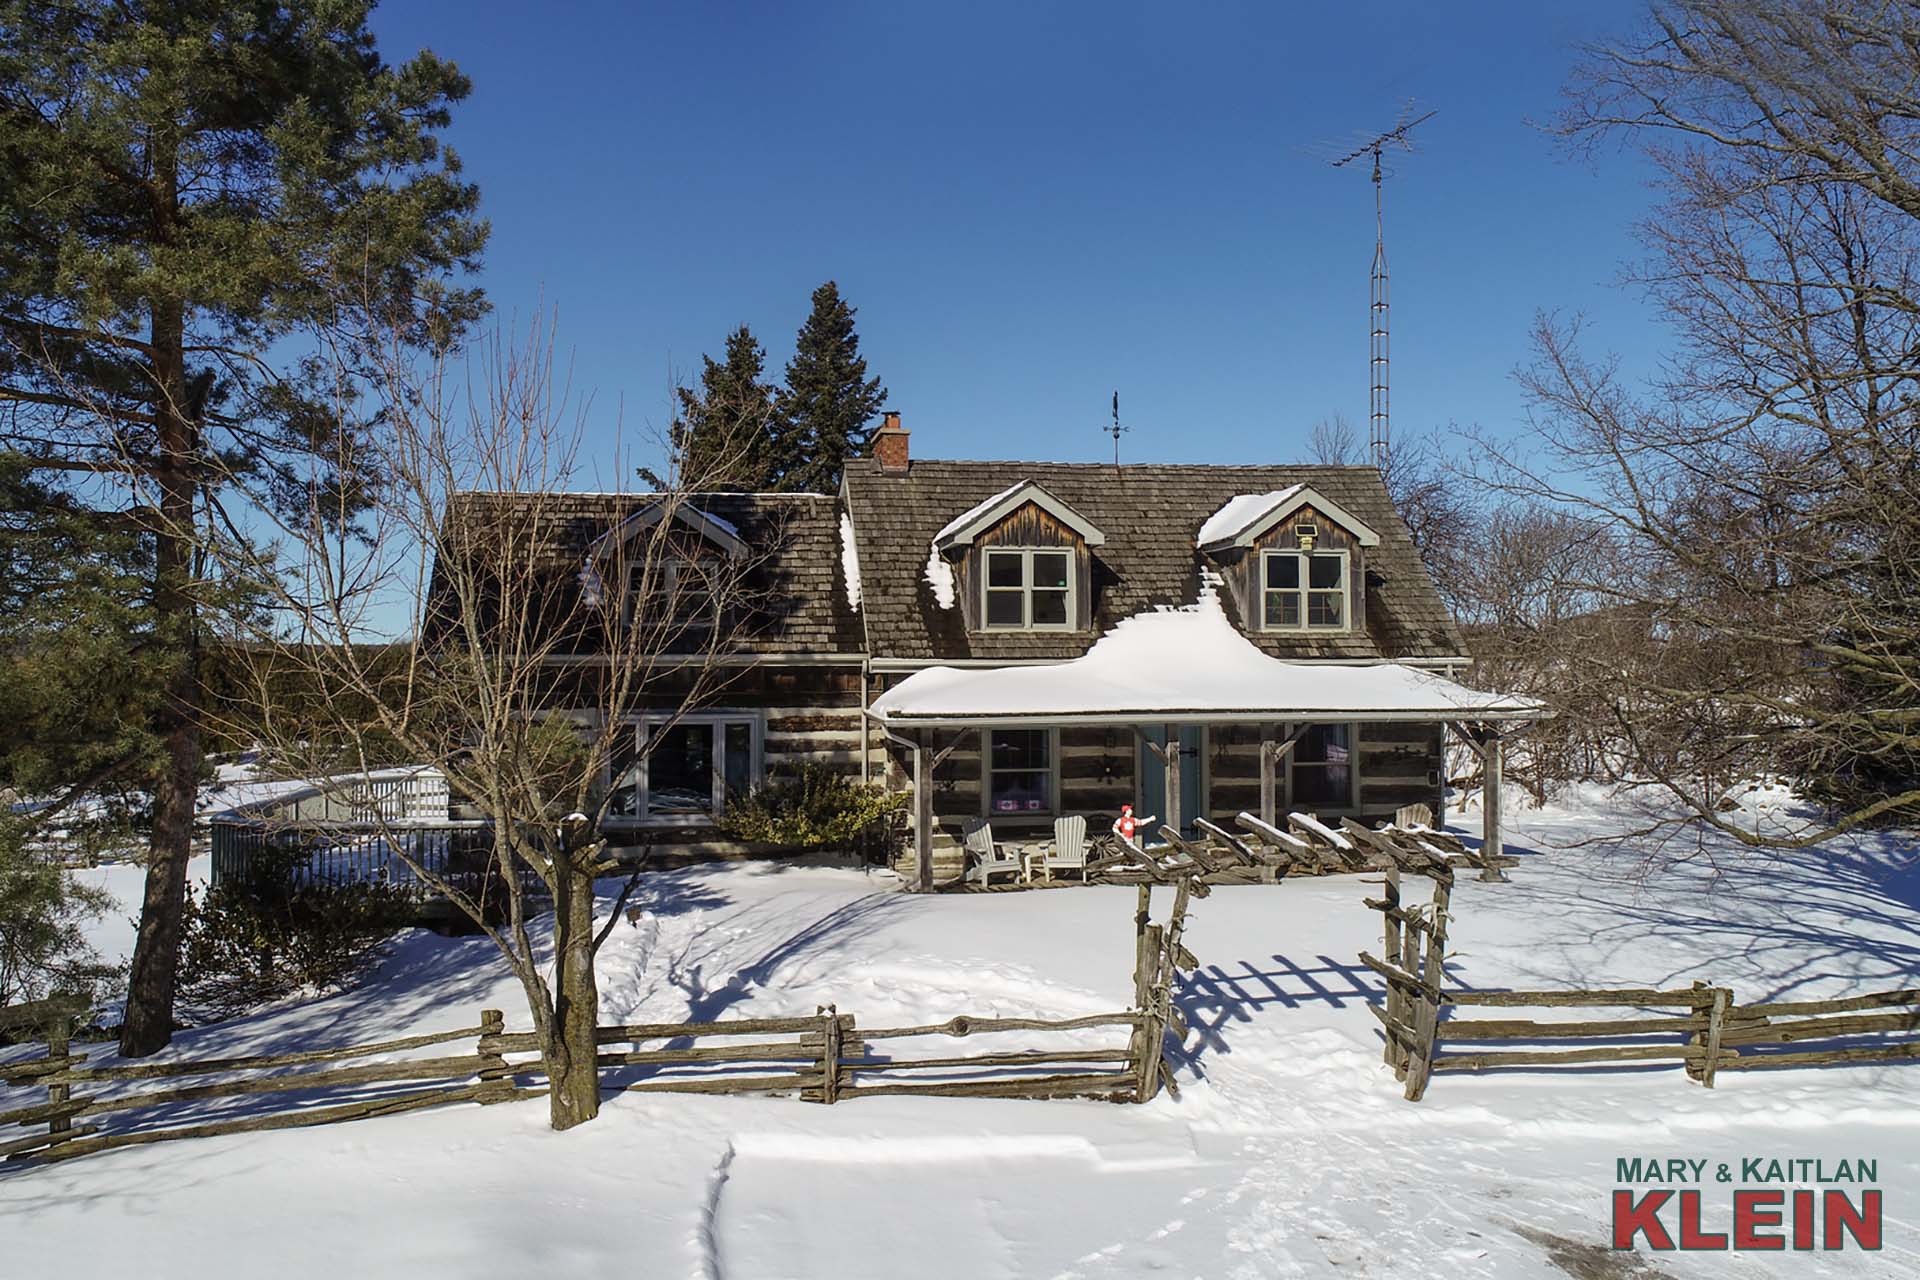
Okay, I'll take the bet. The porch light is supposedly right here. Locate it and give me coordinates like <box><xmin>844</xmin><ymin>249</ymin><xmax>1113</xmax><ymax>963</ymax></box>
<box><xmin>1295</xmin><ymin>518</ymin><xmax>1320</xmax><ymax>551</ymax></box>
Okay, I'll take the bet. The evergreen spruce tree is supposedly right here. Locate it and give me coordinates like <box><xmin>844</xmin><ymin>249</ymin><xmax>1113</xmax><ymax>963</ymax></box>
<box><xmin>779</xmin><ymin>282</ymin><xmax>888</xmax><ymax>493</ymax></box>
<box><xmin>0</xmin><ymin>1</ymin><xmax>487</xmax><ymax>1053</ymax></box>
<box><xmin>665</xmin><ymin>326</ymin><xmax>780</xmax><ymax>491</ymax></box>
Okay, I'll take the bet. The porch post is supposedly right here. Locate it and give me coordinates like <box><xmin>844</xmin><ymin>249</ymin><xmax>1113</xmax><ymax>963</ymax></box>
<box><xmin>913</xmin><ymin>733</ymin><xmax>935</xmax><ymax>892</ymax></box>
<box><xmin>1481</xmin><ymin>730</ymin><xmax>1507</xmax><ymax>883</ymax></box>
<box><xmin>1163</xmin><ymin>722</ymin><xmax>1181</xmax><ymax>837</ymax></box>
<box><xmin>1258</xmin><ymin>723</ymin><xmax>1278</xmax><ymax>828</ymax></box>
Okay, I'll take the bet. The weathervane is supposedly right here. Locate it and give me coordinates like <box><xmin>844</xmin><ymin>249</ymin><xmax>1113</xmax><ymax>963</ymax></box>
<box><xmin>1103</xmin><ymin>390</ymin><xmax>1130</xmax><ymax>468</ymax></box>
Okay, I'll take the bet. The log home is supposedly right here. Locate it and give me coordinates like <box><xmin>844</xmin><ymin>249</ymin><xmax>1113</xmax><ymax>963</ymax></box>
<box><xmin>846</xmin><ymin>417</ymin><xmax>1538</xmax><ymax>887</ymax></box>
<box><xmin>436</xmin><ymin>413</ymin><xmax>1538</xmax><ymax>879</ymax></box>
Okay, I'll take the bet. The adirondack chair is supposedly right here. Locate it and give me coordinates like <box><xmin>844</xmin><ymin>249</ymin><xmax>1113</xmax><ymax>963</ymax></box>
<box><xmin>1025</xmin><ymin>814</ymin><xmax>1091</xmax><ymax>883</ymax></box>
<box><xmin>961</xmin><ymin>820</ymin><xmax>1021</xmax><ymax>886</ymax></box>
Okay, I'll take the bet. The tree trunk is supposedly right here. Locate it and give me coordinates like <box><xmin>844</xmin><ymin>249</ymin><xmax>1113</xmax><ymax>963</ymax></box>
<box><xmin>546</xmin><ymin>857</ymin><xmax>601</xmax><ymax>1130</ymax></box>
<box><xmin>121</xmin><ymin>280</ymin><xmax>199</xmax><ymax>1058</ymax></box>
<box><xmin>119</xmin><ymin>681</ymin><xmax>197</xmax><ymax>1055</ymax></box>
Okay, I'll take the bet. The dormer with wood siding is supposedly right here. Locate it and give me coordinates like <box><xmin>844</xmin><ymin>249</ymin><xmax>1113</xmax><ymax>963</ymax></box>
<box><xmin>929</xmin><ymin>481</ymin><xmax>1105</xmax><ymax>634</ymax></box>
<box><xmin>1195</xmin><ymin>486</ymin><xmax>1382</xmax><ymax>639</ymax></box>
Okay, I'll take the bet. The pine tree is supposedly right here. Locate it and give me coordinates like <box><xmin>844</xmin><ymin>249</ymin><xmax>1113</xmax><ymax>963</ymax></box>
<box><xmin>666</xmin><ymin>326</ymin><xmax>780</xmax><ymax>491</ymax></box>
<box><xmin>779</xmin><ymin>282</ymin><xmax>888</xmax><ymax>493</ymax></box>
<box><xmin>0</xmin><ymin>1</ymin><xmax>487</xmax><ymax>1053</ymax></box>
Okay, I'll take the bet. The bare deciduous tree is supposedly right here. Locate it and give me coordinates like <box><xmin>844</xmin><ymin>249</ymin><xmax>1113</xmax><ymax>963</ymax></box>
<box><xmin>1488</xmin><ymin>0</ymin><xmax>1920</xmax><ymax>842</ymax></box>
<box><xmin>221</xmin><ymin>321</ymin><xmax>776</xmax><ymax>1129</ymax></box>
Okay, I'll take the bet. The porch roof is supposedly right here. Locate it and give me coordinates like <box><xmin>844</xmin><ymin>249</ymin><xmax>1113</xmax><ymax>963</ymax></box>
<box><xmin>866</xmin><ymin>587</ymin><xmax>1546</xmax><ymax>728</ymax></box>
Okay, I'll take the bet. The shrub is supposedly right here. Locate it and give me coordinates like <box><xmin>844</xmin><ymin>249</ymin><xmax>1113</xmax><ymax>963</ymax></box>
<box><xmin>716</xmin><ymin>765</ymin><xmax>905</xmax><ymax>851</ymax></box>
<box><xmin>0</xmin><ymin>821</ymin><xmax>117</xmax><ymax>1013</ymax></box>
<box><xmin>178</xmin><ymin>838</ymin><xmax>415</xmax><ymax>1021</ymax></box>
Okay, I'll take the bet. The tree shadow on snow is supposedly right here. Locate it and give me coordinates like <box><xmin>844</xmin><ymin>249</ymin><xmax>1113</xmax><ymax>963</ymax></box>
<box><xmin>603</xmin><ymin>890</ymin><xmax>920</xmax><ymax>1089</ymax></box>
<box><xmin>1169</xmin><ymin>951</ymin><xmax>1502</xmax><ymax>1078</ymax></box>
<box><xmin>1440</xmin><ymin>820</ymin><xmax>1920</xmax><ymax>1003</ymax></box>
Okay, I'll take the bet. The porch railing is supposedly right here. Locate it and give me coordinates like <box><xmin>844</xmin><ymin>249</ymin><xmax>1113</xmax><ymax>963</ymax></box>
<box><xmin>208</xmin><ymin>816</ymin><xmax>499</xmax><ymax>894</ymax></box>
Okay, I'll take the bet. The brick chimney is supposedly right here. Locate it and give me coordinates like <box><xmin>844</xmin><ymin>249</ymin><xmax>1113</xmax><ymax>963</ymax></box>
<box><xmin>874</xmin><ymin>411</ymin><xmax>909</xmax><ymax>474</ymax></box>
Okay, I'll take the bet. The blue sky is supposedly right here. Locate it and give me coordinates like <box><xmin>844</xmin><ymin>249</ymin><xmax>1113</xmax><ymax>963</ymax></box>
<box><xmin>369</xmin><ymin>1</ymin><xmax>1664</xmax><ymax>481</ymax></box>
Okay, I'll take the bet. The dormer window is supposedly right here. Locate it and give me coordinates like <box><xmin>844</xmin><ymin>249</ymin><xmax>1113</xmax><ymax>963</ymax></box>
<box><xmin>984</xmin><ymin>548</ymin><xmax>1073</xmax><ymax>629</ymax></box>
<box><xmin>626</xmin><ymin>554</ymin><xmax>721</xmax><ymax>630</ymax></box>
<box><xmin>1261</xmin><ymin>549</ymin><xmax>1349</xmax><ymax>632</ymax></box>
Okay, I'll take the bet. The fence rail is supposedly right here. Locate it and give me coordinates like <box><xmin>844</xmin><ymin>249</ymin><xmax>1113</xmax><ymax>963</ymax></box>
<box><xmin>0</xmin><ymin>876</ymin><xmax>1204</xmax><ymax>1167</ymax></box>
<box><xmin>1362</xmin><ymin>866</ymin><xmax>1920</xmax><ymax>1099</ymax></box>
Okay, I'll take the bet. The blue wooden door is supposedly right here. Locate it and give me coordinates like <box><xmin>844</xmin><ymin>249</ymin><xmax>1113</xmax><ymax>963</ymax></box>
<box><xmin>1137</xmin><ymin>725</ymin><xmax>1206</xmax><ymax>838</ymax></box>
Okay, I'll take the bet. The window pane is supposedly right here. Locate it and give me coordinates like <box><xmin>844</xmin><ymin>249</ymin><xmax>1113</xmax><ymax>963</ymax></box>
<box><xmin>990</xmin><ymin>729</ymin><xmax>1049</xmax><ymax>770</ymax></box>
<box><xmin>1030</xmin><ymin>589</ymin><xmax>1068</xmax><ymax>626</ymax></box>
<box><xmin>989</xmin><ymin>770</ymin><xmax>1049</xmax><ymax>813</ymax></box>
<box><xmin>988</xmin><ymin>730</ymin><xmax>1051</xmax><ymax>814</ymax></box>
<box><xmin>1031</xmin><ymin>552</ymin><xmax>1069</xmax><ymax>589</ymax></box>
<box><xmin>1308</xmin><ymin>591</ymin><xmax>1344</xmax><ymax>628</ymax></box>
<box><xmin>987</xmin><ymin>552</ymin><xmax>1025</xmax><ymax>588</ymax></box>
<box><xmin>649</xmin><ymin>723</ymin><xmax>713</xmax><ymax>814</ymax></box>
<box><xmin>1291</xmin><ymin>725</ymin><xmax>1351</xmax><ymax>807</ymax></box>
<box><xmin>1308</xmin><ymin>554</ymin><xmax>1343</xmax><ymax>590</ymax></box>
<box><xmin>1264</xmin><ymin>591</ymin><xmax>1300</xmax><ymax>628</ymax></box>
<box><xmin>1291</xmin><ymin>764</ymin><xmax>1347</xmax><ymax>806</ymax></box>
<box><xmin>722</xmin><ymin>722</ymin><xmax>753</xmax><ymax>800</ymax></box>
<box><xmin>986</xmin><ymin>590</ymin><xmax>1025</xmax><ymax>626</ymax></box>
<box><xmin>1295</xmin><ymin>724</ymin><xmax>1350</xmax><ymax>765</ymax></box>
<box><xmin>606</xmin><ymin>762</ymin><xmax>641</xmax><ymax>818</ymax></box>
<box><xmin>1266</xmin><ymin>554</ymin><xmax>1300</xmax><ymax>589</ymax></box>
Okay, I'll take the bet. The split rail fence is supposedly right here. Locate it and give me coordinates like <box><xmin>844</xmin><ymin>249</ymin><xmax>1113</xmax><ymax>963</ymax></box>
<box><xmin>0</xmin><ymin>881</ymin><xmax>1202</xmax><ymax>1168</ymax></box>
<box><xmin>1358</xmin><ymin>851</ymin><xmax>1920</xmax><ymax>1100</ymax></box>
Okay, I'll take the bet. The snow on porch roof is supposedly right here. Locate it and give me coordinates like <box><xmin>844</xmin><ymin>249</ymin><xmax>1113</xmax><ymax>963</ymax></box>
<box><xmin>867</xmin><ymin>588</ymin><xmax>1545</xmax><ymax>727</ymax></box>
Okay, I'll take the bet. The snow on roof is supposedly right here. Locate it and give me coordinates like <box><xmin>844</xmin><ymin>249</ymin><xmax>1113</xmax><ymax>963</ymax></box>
<box><xmin>839</xmin><ymin>512</ymin><xmax>862</xmax><ymax>610</ymax></box>
<box><xmin>1195</xmin><ymin>484</ymin><xmax>1381</xmax><ymax>551</ymax></box>
<box><xmin>587</xmin><ymin>501</ymin><xmax>745</xmax><ymax>560</ymax></box>
<box><xmin>693</xmin><ymin>505</ymin><xmax>741</xmax><ymax>540</ymax></box>
<box><xmin>924</xmin><ymin>542</ymin><xmax>957</xmax><ymax>609</ymax></box>
<box><xmin>1196</xmin><ymin>486</ymin><xmax>1303</xmax><ymax>548</ymax></box>
<box><xmin>931</xmin><ymin>479</ymin><xmax>1107</xmax><ymax>549</ymax></box>
<box><xmin>869</xmin><ymin>587</ymin><xmax>1545</xmax><ymax>724</ymax></box>
<box><xmin>933</xmin><ymin>481</ymin><xmax>1027</xmax><ymax>546</ymax></box>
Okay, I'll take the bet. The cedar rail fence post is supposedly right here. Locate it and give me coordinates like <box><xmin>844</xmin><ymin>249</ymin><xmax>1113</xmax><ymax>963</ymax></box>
<box><xmin>476</xmin><ymin>1008</ymin><xmax>511</xmax><ymax>1102</ymax></box>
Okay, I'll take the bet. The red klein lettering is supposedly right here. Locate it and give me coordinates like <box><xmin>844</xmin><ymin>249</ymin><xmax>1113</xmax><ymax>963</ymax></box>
<box><xmin>1613</xmin><ymin>1190</ymin><xmax>1674</xmax><ymax>1250</ymax></box>
<box><xmin>1793</xmin><ymin>1190</ymin><xmax>1815</xmax><ymax>1250</ymax></box>
<box><xmin>1733</xmin><ymin>1190</ymin><xmax>1785</xmax><ymax>1250</ymax></box>
<box><xmin>1823</xmin><ymin>1190</ymin><xmax>1882</xmax><ymax>1251</ymax></box>
<box><xmin>1677</xmin><ymin>1191</ymin><xmax>1728</xmax><ymax>1250</ymax></box>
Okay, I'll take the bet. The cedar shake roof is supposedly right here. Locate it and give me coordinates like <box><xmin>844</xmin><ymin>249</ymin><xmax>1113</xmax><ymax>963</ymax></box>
<box><xmin>842</xmin><ymin>458</ymin><xmax>1467</xmax><ymax>662</ymax></box>
<box><xmin>433</xmin><ymin>491</ymin><xmax>862</xmax><ymax>654</ymax></box>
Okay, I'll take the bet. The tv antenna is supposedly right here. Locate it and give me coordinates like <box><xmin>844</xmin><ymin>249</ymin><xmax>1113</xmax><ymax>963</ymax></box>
<box><xmin>1332</xmin><ymin>107</ymin><xmax>1435</xmax><ymax>470</ymax></box>
<box><xmin>1102</xmin><ymin>390</ymin><xmax>1130</xmax><ymax>467</ymax></box>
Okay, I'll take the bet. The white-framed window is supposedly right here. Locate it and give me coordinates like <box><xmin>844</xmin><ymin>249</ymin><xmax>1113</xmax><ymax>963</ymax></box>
<box><xmin>983</xmin><ymin>727</ymin><xmax>1056</xmax><ymax>818</ymax></box>
<box><xmin>1260</xmin><ymin>549</ymin><xmax>1350</xmax><ymax>632</ymax></box>
<box><xmin>1288</xmin><ymin>723</ymin><xmax>1356</xmax><ymax>809</ymax></box>
<box><xmin>625</xmin><ymin>555</ymin><xmax>721</xmax><ymax>630</ymax></box>
<box><xmin>606</xmin><ymin>712</ymin><xmax>760</xmax><ymax>825</ymax></box>
<box><xmin>981</xmin><ymin>548</ymin><xmax>1074</xmax><ymax>630</ymax></box>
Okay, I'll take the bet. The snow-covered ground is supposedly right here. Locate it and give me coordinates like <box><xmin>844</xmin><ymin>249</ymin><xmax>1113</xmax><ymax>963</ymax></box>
<box><xmin>5</xmin><ymin>787</ymin><xmax>1917</xmax><ymax>1278</ymax></box>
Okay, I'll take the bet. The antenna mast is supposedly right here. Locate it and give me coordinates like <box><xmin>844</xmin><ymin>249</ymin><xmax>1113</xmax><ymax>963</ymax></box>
<box><xmin>1332</xmin><ymin>108</ymin><xmax>1435</xmax><ymax>470</ymax></box>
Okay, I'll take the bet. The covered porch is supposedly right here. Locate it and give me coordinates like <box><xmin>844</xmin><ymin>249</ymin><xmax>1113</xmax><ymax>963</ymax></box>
<box><xmin>867</xmin><ymin>591</ymin><xmax>1544</xmax><ymax>891</ymax></box>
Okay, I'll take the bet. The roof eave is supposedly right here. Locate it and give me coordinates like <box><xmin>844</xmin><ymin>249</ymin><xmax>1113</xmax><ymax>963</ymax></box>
<box><xmin>865</xmin><ymin>706</ymin><xmax>1551</xmax><ymax>728</ymax></box>
<box><xmin>1205</xmin><ymin>486</ymin><xmax>1383</xmax><ymax>552</ymax></box>
<box><xmin>933</xmin><ymin>480</ymin><xmax>1109</xmax><ymax>551</ymax></box>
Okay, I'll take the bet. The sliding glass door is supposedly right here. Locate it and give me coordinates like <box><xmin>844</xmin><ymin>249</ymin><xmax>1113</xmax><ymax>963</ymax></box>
<box><xmin>607</xmin><ymin>714</ymin><xmax>760</xmax><ymax>824</ymax></box>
